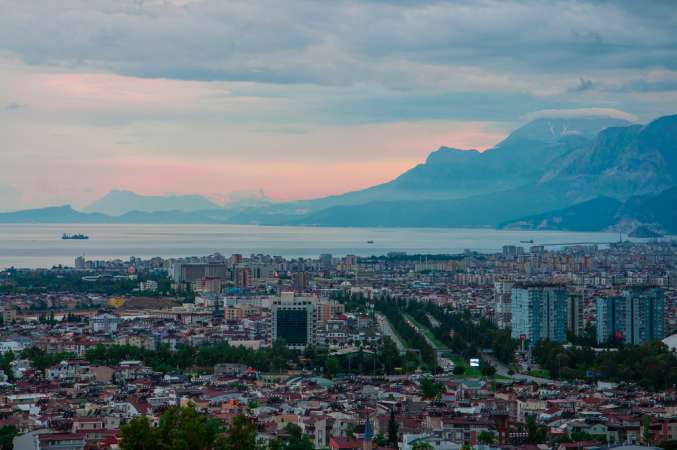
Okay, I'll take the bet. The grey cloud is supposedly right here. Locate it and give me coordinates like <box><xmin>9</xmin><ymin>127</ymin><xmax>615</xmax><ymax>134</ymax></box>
<box><xmin>0</xmin><ymin>0</ymin><xmax>676</xmax><ymax>88</ymax></box>
<box><xmin>568</xmin><ymin>78</ymin><xmax>598</xmax><ymax>93</ymax></box>
<box><xmin>611</xmin><ymin>79</ymin><xmax>677</xmax><ymax>93</ymax></box>
<box><xmin>5</xmin><ymin>102</ymin><xmax>23</xmax><ymax>111</ymax></box>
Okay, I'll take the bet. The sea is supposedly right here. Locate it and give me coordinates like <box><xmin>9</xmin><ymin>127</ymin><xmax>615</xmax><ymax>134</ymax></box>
<box><xmin>0</xmin><ymin>223</ymin><xmax>659</xmax><ymax>269</ymax></box>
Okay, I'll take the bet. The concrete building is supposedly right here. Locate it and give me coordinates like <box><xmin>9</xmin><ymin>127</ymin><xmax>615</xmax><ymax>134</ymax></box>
<box><xmin>271</xmin><ymin>292</ymin><xmax>318</xmax><ymax>349</ymax></box>
<box><xmin>623</xmin><ymin>287</ymin><xmax>665</xmax><ymax>345</ymax></box>
<box><xmin>596</xmin><ymin>295</ymin><xmax>626</xmax><ymax>344</ymax></box>
<box><xmin>170</xmin><ymin>262</ymin><xmax>227</xmax><ymax>283</ymax></box>
<box><xmin>596</xmin><ymin>288</ymin><xmax>665</xmax><ymax>345</ymax></box>
<box><xmin>494</xmin><ymin>281</ymin><xmax>513</xmax><ymax>329</ymax></box>
<box><xmin>511</xmin><ymin>284</ymin><xmax>567</xmax><ymax>344</ymax></box>
<box><xmin>74</xmin><ymin>256</ymin><xmax>85</xmax><ymax>270</ymax></box>
<box><xmin>0</xmin><ymin>306</ymin><xmax>16</xmax><ymax>324</ymax></box>
<box><xmin>293</xmin><ymin>271</ymin><xmax>308</xmax><ymax>292</ymax></box>
<box><xmin>90</xmin><ymin>313</ymin><xmax>118</xmax><ymax>334</ymax></box>
<box><xmin>566</xmin><ymin>290</ymin><xmax>585</xmax><ymax>337</ymax></box>
<box><xmin>502</xmin><ymin>245</ymin><xmax>524</xmax><ymax>259</ymax></box>
<box><xmin>319</xmin><ymin>253</ymin><xmax>333</xmax><ymax>271</ymax></box>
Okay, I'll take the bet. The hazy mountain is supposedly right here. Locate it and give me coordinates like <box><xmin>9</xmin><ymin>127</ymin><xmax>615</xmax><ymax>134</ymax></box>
<box><xmin>4</xmin><ymin>114</ymin><xmax>676</xmax><ymax>229</ymax></box>
<box><xmin>85</xmin><ymin>190</ymin><xmax>223</xmax><ymax>216</ymax></box>
<box><xmin>236</xmin><ymin>114</ymin><xmax>676</xmax><ymax>228</ymax></box>
<box><xmin>0</xmin><ymin>205</ymin><xmax>109</xmax><ymax>223</ymax></box>
<box><xmin>540</xmin><ymin>114</ymin><xmax>677</xmax><ymax>200</ymax></box>
<box><xmin>228</xmin><ymin>117</ymin><xmax>629</xmax><ymax>224</ymax></box>
<box><xmin>0</xmin><ymin>205</ymin><xmax>236</xmax><ymax>224</ymax></box>
<box><xmin>501</xmin><ymin>186</ymin><xmax>677</xmax><ymax>233</ymax></box>
<box><xmin>227</xmin><ymin>115</ymin><xmax>634</xmax><ymax>223</ymax></box>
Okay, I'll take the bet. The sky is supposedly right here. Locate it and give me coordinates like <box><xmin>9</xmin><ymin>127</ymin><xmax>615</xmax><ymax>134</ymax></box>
<box><xmin>1</xmin><ymin>0</ymin><xmax>677</xmax><ymax>210</ymax></box>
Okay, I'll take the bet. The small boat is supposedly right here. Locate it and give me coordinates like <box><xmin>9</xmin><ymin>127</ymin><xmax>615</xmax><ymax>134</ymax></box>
<box><xmin>366</xmin><ymin>240</ymin><xmax>374</xmax><ymax>244</ymax></box>
<box><xmin>62</xmin><ymin>233</ymin><xmax>89</xmax><ymax>240</ymax></box>
<box><xmin>520</xmin><ymin>239</ymin><xmax>534</xmax><ymax>244</ymax></box>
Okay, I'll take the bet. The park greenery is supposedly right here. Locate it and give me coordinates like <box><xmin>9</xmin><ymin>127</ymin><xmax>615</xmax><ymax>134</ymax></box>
<box><xmin>0</xmin><ymin>268</ymin><xmax>172</xmax><ymax>296</ymax></box>
<box><xmin>119</xmin><ymin>406</ymin><xmax>314</xmax><ymax>450</ymax></box>
<box><xmin>0</xmin><ymin>425</ymin><xmax>17</xmax><ymax>450</ymax></box>
<box><xmin>532</xmin><ymin>339</ymin><xmax>677</xmax><ymax>390</ymax></box>
<box><xmin>79</xmin><ymin>335</ymin><xmax>421</xmax><ymax>377</ymax></box>
<box><xmin>373</xmin><ymin>296</ymin><xmax>517</xmax><ymax>375</ymax></box>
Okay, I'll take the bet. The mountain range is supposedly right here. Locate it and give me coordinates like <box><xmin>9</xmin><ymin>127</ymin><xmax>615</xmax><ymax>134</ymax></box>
<box><xmin>2</xmin><ymin>113</ymin><xmax>676</xmax><ymax>233</ymax></box>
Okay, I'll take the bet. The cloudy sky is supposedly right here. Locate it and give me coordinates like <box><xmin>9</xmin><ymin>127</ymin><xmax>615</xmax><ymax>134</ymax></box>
<box><xmin>1</xmin><ymin>0</ymin><xmax>676</xmax><ymax>210</ymax></box>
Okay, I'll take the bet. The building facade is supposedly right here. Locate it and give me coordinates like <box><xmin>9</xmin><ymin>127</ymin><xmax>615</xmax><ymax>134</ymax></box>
<box><xmin>596</xmin><ymin>288</ymin><xmax>665</xmax><ymax>345</ymax></box>
<box><xmin>271</xmin><ymin>292</ymin><xmax>318</xmax><ymax>349</ymax></box>
<box><xmin>511</xmin><ymin>284</ymin><xmax>567</xmax><ymax>344</ymax></box>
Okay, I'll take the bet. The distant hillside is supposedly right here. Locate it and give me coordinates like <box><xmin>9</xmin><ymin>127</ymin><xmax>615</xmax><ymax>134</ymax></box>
<box><xmin>501</xmin><ymin>186</ymin><xmax>677</xmax><ymax>233</ymax></box>
<box><xmin>0</xmin><ymin>205</ymin><xmax>234</xmax><ymax>224</ymax></box>
<box><xmin>85</xmin><ymin>190</ymin><xmax>222</xmax><ymax>216</ymax></box>
<box><xmin>0</xmin><ymin>205</ymin><xmax>109</xmax><ymax>223</ymax></box>
<box><xmin>3</xmin><ymin>113</ymin><xmax>677</xmax><ymax>228</ymax></box>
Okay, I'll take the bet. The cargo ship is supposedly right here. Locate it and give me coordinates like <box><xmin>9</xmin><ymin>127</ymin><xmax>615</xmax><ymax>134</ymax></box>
<box><xmin>62</xmin><ymin>233</ymin><xmax>89</xmax><ymax>240</ymax></box>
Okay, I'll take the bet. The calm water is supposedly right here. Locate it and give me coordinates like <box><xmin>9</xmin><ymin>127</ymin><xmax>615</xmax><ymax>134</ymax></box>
<box><xmin>0</xmin><ymin>224</ymin><xmax>636</xmax><ymax>269</ymax></box>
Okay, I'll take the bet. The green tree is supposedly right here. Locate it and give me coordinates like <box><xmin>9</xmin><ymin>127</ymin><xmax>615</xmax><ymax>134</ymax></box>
<box><xmin>269</xmin><ymin>424</ymin><xmax>314</xmax><ymax>450</ymax></box>
<box><xmin>119</xmin><ymin>416</ymin><xmax>158</xmax><ymax>450</ymax></box>
<box><xmin>387</xmin><ymin>410</ymin><xmax>399</xmax><ymax>447</ymax></box>
<box><xmin>156</xmin><ymin>405</ymin><xmax>221</xmax><ymax>450</ymax></box>
<box><xmin>525</xmin><ymin>415</ymin><xmax>546</xmax><ymax>444</ymax></box>
<box><xmin>480</xmin><ymin>360</ymin><xmax>496</xmax><ymax>377</ymax></box>
<box><xmin>419</xmin><ymin>378</ymin><xmax>444</xmax><ymax>400</ymax></box>
<box><xmin>478</xmin><ymin>431</ymin><xmax>496</xmax><ymax>445</ymax></box>
<box><xmin>411</xmin><ymin>442</ymin><xmax>433</xmax><ymax>450</ymax></box>
<box><xmin>325</xmin><ymin>356</ymin><xmax>340</xmax><ymax>377</ymax></box>
<box><xmin>659</xmin><ymin>440</ymin><xmax>677</xmax><ymax>450</ymax></box>
<box><xmin>220</xmin><ymin>415</ymin><xmax>258</xmax><ymax>450</ymax></box>
<box><xmin>0</xmin><ymin>425</ymin><xmax>18</xmax><ymax>450</ymax></box>
<box><xmin>270</xmin><ymin>338</ymin><xmax>290</xmax><ymax>372</ymax></box>
<box><xmin>120</xmin><ymin>405</ymin><xmax>221</xmax><ymax>450</ymax></box>
<box><xmin>0</xmin><ymin>351</ymin><xmax>15</xmax><ymax>382</ymax></box>
<box><xmin>380</xmin><ymin>337</ymin><xmax>401</xmax><ymax>374</ymax></box>
<box><xmin>374</xmin><ymin>434</ymin><xmax>387</xmax><ymax>447</ymax></box>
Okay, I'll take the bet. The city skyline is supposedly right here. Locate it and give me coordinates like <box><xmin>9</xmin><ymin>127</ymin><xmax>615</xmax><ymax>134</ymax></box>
<box><xmin>2</xmin><ymin>0</ymin><xmax>677</xmax><ymax>210</ymax></box>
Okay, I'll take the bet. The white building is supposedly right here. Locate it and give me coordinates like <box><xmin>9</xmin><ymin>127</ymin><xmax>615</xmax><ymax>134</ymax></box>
<box><xmin>91</xmin><ymin>313</ymin><xmax>119</xmax><ymax>334</ymax></box>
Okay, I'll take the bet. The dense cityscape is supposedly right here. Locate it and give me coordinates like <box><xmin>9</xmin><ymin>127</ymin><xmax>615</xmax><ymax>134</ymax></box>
<box><xmin>0</xmin><ymin>240</ymin><xmax>675</xmax><ymax>450</ymax></box>
<box><xmin>3</xmin><ymin>0</ymin><xmax>677</xmax><ymax>449</ymax></box>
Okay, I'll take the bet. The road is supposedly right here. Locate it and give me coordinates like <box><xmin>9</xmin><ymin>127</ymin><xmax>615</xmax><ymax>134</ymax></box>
<box><xmin>481</xmin><ymin>352</ymin><xmax>563</xmax><ymax>385</ymax></box>
<box><xmin>376</xmin><ymin>313</ymin><xmax>407</xmax><ymax>354</ymax></box>
<box><xmin>426</xmin><ymin>313</ymin><xmax>440</xmax><ymax>328</ymax></box>
<box><xmin>404</xmin><ymin>315</ymin><xmax>442</xmax><ymax>351</ymax></box>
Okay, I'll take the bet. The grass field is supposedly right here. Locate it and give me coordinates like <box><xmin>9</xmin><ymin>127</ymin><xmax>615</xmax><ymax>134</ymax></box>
<box><xmin>403</xmin><ymin>314</ymin><xmax>447</xmax><ymax>349</ymax></box>
<box><xmin>528</xmin><ymin>368</ymin><xmax>551</xmax><ymax>378</ymax></box>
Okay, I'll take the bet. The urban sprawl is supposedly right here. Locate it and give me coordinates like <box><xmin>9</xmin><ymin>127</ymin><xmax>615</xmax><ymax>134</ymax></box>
<box><xmin>0</xmin><ymin>241</ymin><xmax>676</xmax><ymax>450</ymax></box>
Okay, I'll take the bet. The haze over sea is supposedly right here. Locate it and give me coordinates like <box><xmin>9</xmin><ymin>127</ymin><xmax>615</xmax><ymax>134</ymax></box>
<box><xmin>0</xmin><ymin>224</ymin><xmax>658</xmax><ymax>269</ymax></box>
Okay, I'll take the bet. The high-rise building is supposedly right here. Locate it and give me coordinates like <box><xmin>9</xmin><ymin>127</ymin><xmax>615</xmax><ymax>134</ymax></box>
<box><xmin>234</xmin><ymin>267</ymin><xmax>250</xmax><ymax>289</ymax></box>
<box><xmin>319</xmin><ymin>253</ymin><xmax>333</xmax><ymax>271</ymax></box>
<box><xmin>595</xmin><ymin>295</ymin><xmax>626</xmax><ymax>344</ymax></box>
<box><xmin>595</xmin><ymin>287</ymin><xmax>665</xmax><ymax>345</ymax></box>
<box><xmin>623</xmin><ymin>287</ymin><xmax>665</xmax><ymax>345</ymax></box>
<box><xmin>494</xmin><ymin>281</ymin><xmax>513</xmax><ymax>329</ymax></box>
<box><xmin>293</xmin><ymin>271</ymin><xmax>307</xmax><ymax>292</ymax></box>
<box><xmin>566</xmin><ymin>290</ymin><xmax>585</xmax><ymax>337</ymax></box>
<box><xmin>170</xmin><ymin>262</ymin><xmax>227</xmax><ymax>283</ymax></box>
<box><xmin>271</xmin><ymin>292</ymin><xmax>317</xmax><ymax>349</ymax></box>
<box><xmin>502</xmin><ymin>245</ymin><xmax>524</xmax><ymax>259</ymax></box>
<box><xmin>511</xmin><ymin>284</ymin><xmax>567</xmax><ymax>344</ymax></box>
<box><xmin>74</xmin><ymin>256</ymin><xmax>85</xmax><ymax>270</ymax></box>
